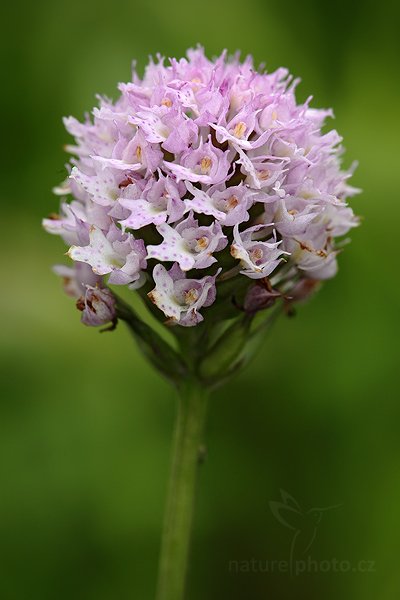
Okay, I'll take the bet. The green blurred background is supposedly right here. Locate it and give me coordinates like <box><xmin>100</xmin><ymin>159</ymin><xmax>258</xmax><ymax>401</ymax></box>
<box><xmin>1</xmin><ymin>0</ymin><xmax>399</xmax><ymax>598</ymax></box>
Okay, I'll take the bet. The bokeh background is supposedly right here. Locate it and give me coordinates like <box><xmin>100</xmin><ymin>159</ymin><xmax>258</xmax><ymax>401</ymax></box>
<box><xmin>1</xmin><ymin>0</ymin><xmax>399</xmax><ymax>598</ymax></box>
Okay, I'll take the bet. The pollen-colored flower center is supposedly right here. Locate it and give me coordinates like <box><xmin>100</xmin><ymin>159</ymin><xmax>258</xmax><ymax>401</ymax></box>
<box><xmin>161</xmin><ymin>98</ymin><xmax>172</xmax><ymax>107</ymax></box>
<box><xmin>195</xmin><ymin>236</ymin><xmax>209</xmax><ymax>252</ymax></box>
<box><xmin>257</xmin><ymin>169</ymin><xmax>270</xmax><ymax>181</ymax></box>
<box><xmin>227</xmin><ymin>195</ymin><xmax>239</xmax><ymax>210</ymax></box>
<box><xmin>232</xmin><ymin>121</ymin><xmax>247</xmax><ymax>139</ymax></box>
<box><xmin>250</xmin><ymin>248</ymin><xmax>264</xmax><ymax>262</ymax></box>
<box><xmin>135</xmin><ymin>146</ymin><xmax>142</xmax><ymax>162</ymax></box>
<box><xmin>119</xmin><ymin>176</ymin><xmax>134</xmax><ymax>189</ymax></box>
<box><xmin>184</xmin><ymin>288</ymin><xmax>199</xmax><ymax>305</ymax></box>
<box><xmin>200</xmin><ymin>156</ymin><xmax>212</xmax><ymax>174</ymax></box>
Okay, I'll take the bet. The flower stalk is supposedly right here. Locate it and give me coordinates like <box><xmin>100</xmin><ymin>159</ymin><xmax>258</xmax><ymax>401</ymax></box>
<box><xmin>156</xmin><ymin>378</ymin><xmax>209</xmax><ymax>600</ymax></box>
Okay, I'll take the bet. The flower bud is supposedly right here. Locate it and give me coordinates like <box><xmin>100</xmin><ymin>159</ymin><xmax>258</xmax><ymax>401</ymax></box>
<box><xmin>77</xmin><ymin>286</ymin><xmax>116</xmax><ymax>327</ymax></box>
<box><xmin>243</xmin><ymin>280</ymin><xmax>282</xmax><ymax>314</ymax></box>
<box><xmin>288</xmin><ymin>278</ymin><xmax>320</xmax><ymax>302</ymax></box>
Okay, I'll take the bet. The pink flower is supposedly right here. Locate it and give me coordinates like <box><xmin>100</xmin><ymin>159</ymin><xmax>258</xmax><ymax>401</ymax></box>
<box><xmin>78</xmin><ymin>287</ymin><xmax>117</xmax><ymax>327</ymax></box>
<box><xmin>148</xmin><ymin>263</ymin><xmax>218</xmax><ymax>326</ymax></box>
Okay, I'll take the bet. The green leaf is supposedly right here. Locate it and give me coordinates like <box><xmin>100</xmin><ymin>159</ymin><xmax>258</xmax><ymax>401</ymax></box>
<box><xmin>116</xmin><ymin>296</ymin><xmax>187</xmax><ymax>385</ymax></box>
<box><xmin>198</xmin><ymin>315</ymin><xmax>253</xmax><ymax>382</ymax></box>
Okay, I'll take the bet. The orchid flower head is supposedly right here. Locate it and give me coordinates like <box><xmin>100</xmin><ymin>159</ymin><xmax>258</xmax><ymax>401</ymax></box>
<box><xmin>44</xmin><ymin>47</ymin><xmax>359</xmax><ymax>327</ymax></box>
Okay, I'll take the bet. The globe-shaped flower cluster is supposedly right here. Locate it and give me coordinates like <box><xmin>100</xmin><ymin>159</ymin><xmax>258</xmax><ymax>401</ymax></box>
<box><xmin>44</xmin><ymin>47</ymin><xmax>359</xmax><ymax>327</ymax></box>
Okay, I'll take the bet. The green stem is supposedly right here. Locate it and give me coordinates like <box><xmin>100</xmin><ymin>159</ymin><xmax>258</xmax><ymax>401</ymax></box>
<box><xmin>156</xmin><ymin>378</ymin><xmax>209</xmax><ymax>600</ymax></box>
